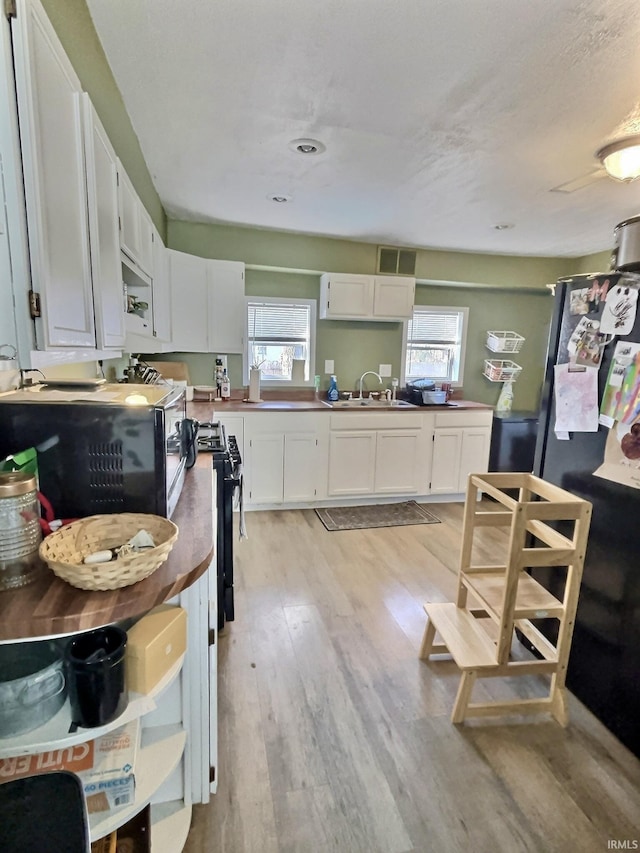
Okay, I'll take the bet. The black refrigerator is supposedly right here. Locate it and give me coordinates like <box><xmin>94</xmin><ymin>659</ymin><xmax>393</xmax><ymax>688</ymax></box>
<box><xmin>534</xmin><ymin>271</ymin><xmax>640</xmax><ymax>758</ymax></box>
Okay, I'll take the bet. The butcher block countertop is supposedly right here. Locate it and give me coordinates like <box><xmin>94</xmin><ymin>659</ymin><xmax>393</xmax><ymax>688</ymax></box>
<box><xmin>0</xmin><ymin>466</ymin><xmax>214</xmax><ymax>642</ymax></box>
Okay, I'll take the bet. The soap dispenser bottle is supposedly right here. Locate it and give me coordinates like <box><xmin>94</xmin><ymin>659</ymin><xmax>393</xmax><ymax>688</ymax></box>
<box><xmin>327</xmin><ymin>374</ymin><xmax>339</xmax><ymax>402</ymax></box>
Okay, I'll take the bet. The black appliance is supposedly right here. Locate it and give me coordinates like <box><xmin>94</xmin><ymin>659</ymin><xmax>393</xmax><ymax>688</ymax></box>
<box><xmin>489</xmin><ymin>410</ymin><xmax>539</xmax><ymax>473</ymax></box>
<box><xmin>196</xmin><ymin>421</ymin><xmax>241</xmax><ymax>630</ymax></box>
<box><xmin>405</xmin><ymin>378</ymin><xmax>453</xmax><ymax>406</ymax></box>
<box><xmin>534</xmin><ymin>271</ymin><xmax>640</xmax><ymax>758</ymax></box>
<box><xmin>0</xmin><ymin>383</ymin><xmax>194</xmax><ymax>519</ymax></box>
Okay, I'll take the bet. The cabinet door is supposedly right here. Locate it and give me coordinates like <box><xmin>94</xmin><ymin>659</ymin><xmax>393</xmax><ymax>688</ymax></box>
<box><xmin>328</xmin><ymin>431</ymin><xmax>376</xmax><ymax>495</ymax></box>
<box><xmin>321</xmin><ymin>274</ymin><xmax>374</xmax><ymax>319</ymax></box>
<box><xmin>208</xmin><ymin>260</ymin><xmax>244</xmax><ymax>354</ymax></box>
<box><xmin>12</xmin><ymin>0</ymin><xmax>95</xmax><ymax>348</ymax></box>
<box><xmin>168</xmin><ymin>249</ymin><xmax>210</xmax><ymax>352</ymax></box>
<box><xmin>151</xmin><ymin>227</ymin><xmax>171</xmax><ymax>343</ymax></box>
<box><xmin>373</xmin><ymin>276</ymin><xmax>415</xmax><ymax>319</ymax></box>
<box><xmin>375</xmin><ymin>430</ymin><xmax>422</xmax><ymax>494</ymax></box>
<box><xmin>458</xmin><ymin>428</ymin><xmax>491</xmax><ymax>492</ymax></box>
<box><xmin>246</xmin><ymin>433</ymin><xmax>284</xmax><ymax>504</ymax></box>
<box><xmin>117</xmin><ymin>163</ymin><xmax>141</xmax><ymax>267</ymax></box>
<box><xmin>138</xmin><ymin>207</ymin><xmax>153</xmax><ymax>277</ymax></box>
<box><xmin>82</xmin><ymin>95</ymin><xmax>124</xmax><ymax>350</ymax></box>
<box><xmin>430</xmin><ymin>429</ymin><xmax>463</xmax><ymax>494</ymax></box>
<box><xmin>284</xmin><ymin>432</ymin><xmax>318</xmax><ymax>502</ymax></box>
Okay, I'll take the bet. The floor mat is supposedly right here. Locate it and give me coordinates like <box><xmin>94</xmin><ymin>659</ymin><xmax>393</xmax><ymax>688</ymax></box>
<box><xmin>315</xmin><ymin>500</ymin><xmax>440</xmax><ymax>531</ymax></box>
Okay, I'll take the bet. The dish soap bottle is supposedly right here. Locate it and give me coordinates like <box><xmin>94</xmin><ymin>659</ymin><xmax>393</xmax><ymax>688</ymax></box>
<box><xmin>327</xmin><ymin>374</ymin><xmax>339</xmax><ymax>402</ymax></box>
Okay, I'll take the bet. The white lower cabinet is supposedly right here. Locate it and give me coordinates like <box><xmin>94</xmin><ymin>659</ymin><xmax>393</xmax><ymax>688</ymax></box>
<box><xmin>430</xmin><ymin>411</ymin><xmax>492</xmax><ymax>495</ymax></box>
<box><xmin>241</xmin><ymin>408</ymin><xmax>491</xmax><ymax>507</ymax></box>
<box><xmin>245</xmin><ymin>414</ymin><xmax>328</xmax><ymax>506</ymax></box>
<box><xmin>327</xmin><ymin>412</ymin><xmax>429</xmax><ymax>497</ymax></box>
<box><xmin>375</xmin><ymin>429</ymin><xmax>424</xmax><ymax>494</ymax></box>
<box><xmin>328</xmin><ymin>431</ymin><xmax>376</xmax><ymax>495</ymax></box>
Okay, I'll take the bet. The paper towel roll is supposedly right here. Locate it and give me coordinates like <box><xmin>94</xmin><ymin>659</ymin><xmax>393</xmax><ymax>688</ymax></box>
<box><xmin>248</xmin><ymin>367</ymin><xmax>262</xmax><ymax>402</ymax></box>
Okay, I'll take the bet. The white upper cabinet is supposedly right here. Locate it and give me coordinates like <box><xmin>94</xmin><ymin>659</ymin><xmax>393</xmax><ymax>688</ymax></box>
<box><xmin>82</xmin><ymin>94</ymin><xmax>124</xmax><ymax>350</ymax></box>
<box><xmin>167</xmin><ymin>250</ymin><xmax>245</xmax><ymax>354</ymax></box>
<box><xmin>117</xmin><ymin>160</ymin><xmax>152</xmax><ymax>277</ymax></box>
<box><xmin>320</xmin><ymin>273</ymin><xmax>374</xmax><ymax>319</ymax></box>
<box><xmin>151</xmin><ymin>226</ymin><xmax>171</xmax><ymax>344</ymax></box>
<box><xmin>12</xmin><ymin>0</ymin><xmax>96</xmax><ymax>348</ymax></box>
<box><xmin>372</xmin><ymin>275</ymin><xmax>415</xmax><ymax>319</ymax></box>
<box><xmin>168</xmin><ymin>248</ymin><xmax>210</xmax><ymax>352</ymax></box>
<box><xmin>208</xmin><ymin>259</ymin><xmax>245</xmax><ymax>354</ymax></box>
<box><xmin>138</xmin><ymin>207</ymin><xmax>154</xmax><ymax>278</ymax></box>
<box><xmin>319</xmin><ymin>273</ymin><xmax>415</xmax><ymax>321</ymax></box>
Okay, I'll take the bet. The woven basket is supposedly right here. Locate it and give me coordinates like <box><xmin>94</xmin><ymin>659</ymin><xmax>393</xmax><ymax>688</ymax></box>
<box><xmin>39</xmin><ymin>513</ymin><xmax>178</xmax><ymax>591</ymax></box>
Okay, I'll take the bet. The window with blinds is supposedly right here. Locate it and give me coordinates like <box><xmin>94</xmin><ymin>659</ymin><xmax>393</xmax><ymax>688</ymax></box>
<box><xmin>404</xmin><ymin>306</ymin><xmax>468</xmax><ymax>384</ymax></box>
<box><xmin>246</xmin><ymin>297</ymin><xmax>316</xmax><ymax>383</ymax></box>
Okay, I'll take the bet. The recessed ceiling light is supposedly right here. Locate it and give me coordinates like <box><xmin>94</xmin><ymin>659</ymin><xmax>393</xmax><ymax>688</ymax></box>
<box><xmin>268</xmin><ymin>194</ymin><xmax>292</xmax><ymax>203</ymax></box>
<box><xmin>289</xmin><ymin>137</ymin><xmax>326</xmax><ymax>155</ymax></box>
<box><xmin>493</xmin><ymin>223</ymin><xmax>515</xmax><ymax>231</ymax></box>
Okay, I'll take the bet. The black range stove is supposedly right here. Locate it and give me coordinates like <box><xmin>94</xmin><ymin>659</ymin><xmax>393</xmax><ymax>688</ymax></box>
<box><xmin>196</xmin><ymin>421</ymin><xmax>242</xmax><ymax>630</ymax></box>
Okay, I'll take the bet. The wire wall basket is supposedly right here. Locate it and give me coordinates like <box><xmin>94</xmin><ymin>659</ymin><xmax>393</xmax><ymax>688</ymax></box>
<box><xmin>483</xmin><ymin>359</ymin><xmax>522</xmax><ymax>382</ymax></box>
<box><xmin>486</xmin><ymin>331</ymin><xmax>525</xmax><ymax>353</ymax></box>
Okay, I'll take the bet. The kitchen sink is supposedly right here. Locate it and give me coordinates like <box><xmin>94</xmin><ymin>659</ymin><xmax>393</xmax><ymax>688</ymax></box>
<box><xmin>322</xmin><ymin>399</ymin><xmax>417</xmax><ymax>409</ymax></box>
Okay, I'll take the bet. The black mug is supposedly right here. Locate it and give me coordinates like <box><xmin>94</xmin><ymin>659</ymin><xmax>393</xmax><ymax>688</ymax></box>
<box><xmin>65</xmin><ymin>626</ymin><xmax>128</xmax><ymax>728</ymax></box>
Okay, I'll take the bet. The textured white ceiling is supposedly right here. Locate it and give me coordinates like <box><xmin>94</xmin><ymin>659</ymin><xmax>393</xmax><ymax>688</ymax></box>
<box><xmin>86</xmin><ymin>0</ymin><xmax>640</xmax><ymax>258</ymax></box>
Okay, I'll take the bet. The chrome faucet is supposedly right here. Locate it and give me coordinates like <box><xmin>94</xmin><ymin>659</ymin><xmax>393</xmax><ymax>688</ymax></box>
<box><xmin>358</xmin><ymin>371</ymin><xmax>383</xmax><ymax>400</ymax></box>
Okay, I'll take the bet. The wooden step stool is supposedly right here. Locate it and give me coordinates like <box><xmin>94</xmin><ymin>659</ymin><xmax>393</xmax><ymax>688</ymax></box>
<box><xmin>419</xmin><ymin>472</ymin><xmax>592</xmax><ymax>725</ymax></box>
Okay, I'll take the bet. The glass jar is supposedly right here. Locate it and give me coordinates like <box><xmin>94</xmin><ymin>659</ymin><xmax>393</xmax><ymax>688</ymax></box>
<box><xmin>0</xmin><ymin>472</ymin><xmax>43</xmax><ymax>590</ymax></box>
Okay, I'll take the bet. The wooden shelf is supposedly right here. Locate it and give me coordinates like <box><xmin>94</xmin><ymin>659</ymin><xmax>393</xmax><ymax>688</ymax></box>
<box><xmin>151</xmin><ymin>800</ymin><xmax>193</xmax><ymax>853</ymax></box>
<box><xmin>89</xmin><ymin>724</ymin><xmax>186</xmax><ymax>841</ymax></box>
<box><xmin>463</xmin><ymin>572</ymin><xmax>564</xmax><ymax>620</ymax></box>
<box><xmin>0</xmin><ymin>654</ymin><xmax>184</xmax><ymax>759</ymax></box>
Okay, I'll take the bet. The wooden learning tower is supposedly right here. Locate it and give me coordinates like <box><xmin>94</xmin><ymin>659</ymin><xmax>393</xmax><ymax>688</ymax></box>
<box><xmin>419</xmin><ymin>472</ymin><xmax>592</xmax><ymax>725</ymax></box>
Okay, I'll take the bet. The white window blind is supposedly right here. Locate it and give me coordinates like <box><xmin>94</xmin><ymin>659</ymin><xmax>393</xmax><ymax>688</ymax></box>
<box><xmin>245</xmin><ymin>297</ymin><xmax>316</xmax><ymax>384</ymax></box>
<box><xmin>403</xmin><ymin>306</ymin><xmax>468</xmax><ymax>385</ymax></box>
<box><xmin>407</xmin><ymin>310</ymin><xmax>461</xmax><ymax>344</ymax></box>
<box><xmin>248</xmin><ymin>302</ymin><xmax>310</xmax><ymax>342</ymax></box>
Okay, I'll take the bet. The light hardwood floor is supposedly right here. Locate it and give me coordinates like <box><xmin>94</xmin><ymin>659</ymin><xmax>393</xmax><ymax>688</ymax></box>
<box><xmin>184</xmin><ymin>502</ymin><xmax>640</xmax><ymax>853</ymax></box>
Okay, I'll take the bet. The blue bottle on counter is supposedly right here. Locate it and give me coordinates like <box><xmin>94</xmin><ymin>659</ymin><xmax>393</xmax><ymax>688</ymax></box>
<box><xmin>327</xmin><ymin>374</ymin><xmax>339</xmax><ymax>402</ymax></box>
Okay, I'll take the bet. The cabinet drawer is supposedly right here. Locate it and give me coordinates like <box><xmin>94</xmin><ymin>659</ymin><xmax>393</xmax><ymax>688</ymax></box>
<box><xmin>434</xmin><ymin>410</ymin><xmax>492</xmax><ymax>428</ymax></box>
<box><xmin>330</xmin><ymin>413</ymin><xmax>424</xmax><ymax>430</ymax></box>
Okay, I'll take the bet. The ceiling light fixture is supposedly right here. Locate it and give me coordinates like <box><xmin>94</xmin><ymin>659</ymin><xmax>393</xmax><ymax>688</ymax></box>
<box><xmin>288</xmin><ymin>137</ymin><xmax>326</xmax><ymax>155</ymax></box>
<box><xmin>596</xmin><ymin>135</ymin><xmax>640</xmax><ymax>182</ymax></box>
<box><xmin>493</xmin><ymin>223</ymin><xmax>514</xmax><ymax>231</ymax></box>
<box><xmin>268</xmin><ymin>194</ymin><xmax>292</xmax><ymax>203</ymax></box>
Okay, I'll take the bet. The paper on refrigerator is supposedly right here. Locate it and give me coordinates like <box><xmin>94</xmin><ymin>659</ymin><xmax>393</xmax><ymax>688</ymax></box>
<box><xmin>553</xmin><ymin>363</ymin><xmax>599</xmax><ymax>434</ymax></box>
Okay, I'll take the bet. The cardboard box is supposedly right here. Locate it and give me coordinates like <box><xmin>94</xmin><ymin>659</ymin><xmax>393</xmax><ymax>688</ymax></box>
<box><xmin>0</xmin><ymin>720</ymin><xmax>139</xmax><ymax>814</ymax></box>
<box><xmin>126</xmin><ymin>605</ymin><xmax>187</xmax><ymax>694</ymax></box>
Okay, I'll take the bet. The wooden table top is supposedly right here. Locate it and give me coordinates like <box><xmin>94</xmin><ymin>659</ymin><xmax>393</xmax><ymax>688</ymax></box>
<box><xmin>0</xmin><ymin>466</ymin><xmax>214</xmax><ymax>642</ymax></box>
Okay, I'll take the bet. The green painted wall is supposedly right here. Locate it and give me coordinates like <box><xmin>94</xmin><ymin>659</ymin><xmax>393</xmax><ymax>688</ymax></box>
<box><xmin>41</xmin><ymin>0</ymin><xmax>165</xmax><ymax>236</ymax></box>
<box><xmin>158</xmin><ymin>221</ymin><xmax>579</xmax><ymax>406</ymax></box>
<box><xmin>571</xmin><ymin>249</ymin><xmax>612</xmax><ymax>275</ymax></box>
<box><xmin>167</xmin><ymin>220</ymin><xmax>575</xmax><ymax>289</ymax></box>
